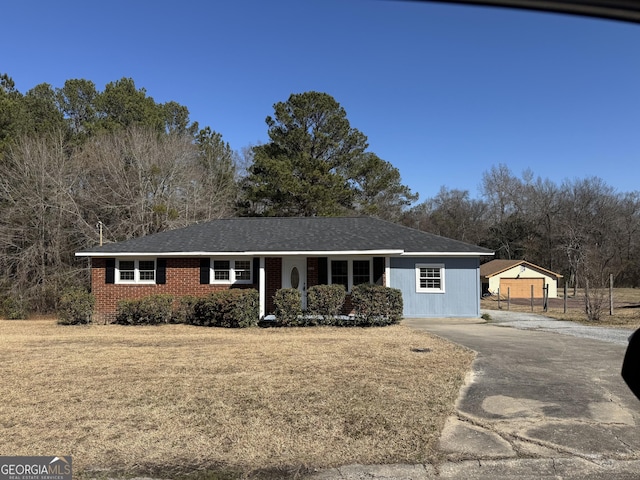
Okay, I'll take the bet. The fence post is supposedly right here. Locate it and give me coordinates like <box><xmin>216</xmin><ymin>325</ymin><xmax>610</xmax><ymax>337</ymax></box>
<box><xmin>531</xmin><ymin>284</ymin><xmax>534</xmax><ymax>312</ymax></box>
<box><xmin>610</xmin><ymin>273</ymin><xmax>614</xmax><ymax>316</ymax></box>
<box><xmin>507</xmin><ymin>287</ymin><xmax>510</xmax><ymax>311</ymax></box>
<box><xmin>543</xmin><ymin>284</ymin><xmax>549</xmax><ymax>312</ymax></box>
<box><xmin>564</xmin><ymin>282</ymin><xmax>568</xmax><ymax>314</ymax></box>
<box><xmin>498</xmin><ymin>287</ymin><xmax>501</xmax><ymax>310</ymax></box>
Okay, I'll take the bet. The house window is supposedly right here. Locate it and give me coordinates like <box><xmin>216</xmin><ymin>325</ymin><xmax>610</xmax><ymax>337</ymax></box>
<box><xmin>138</xmin><ymin>260</ymin><xmax>156</xmax><ymax>281</ymax></box>
<box><xmin>331</xmin><ymin>260</ymin><xmax>349</xmax><ymax>290</ymax></box>
<box><xmin>211</xmin><ymin>258</ymin><xmax>253</xmax><ymax>284</ymax></box>
<box><xmin>416</xmin><ymin>264</ymin><xmax>445</xmax><ymax>293</ymax></box>
<box><xmin>353</xmin><ymin>260</ymin><xmax>370</xmax><ymax>286</ymax></box>
<box><xmin>234</xmin><ymin>260</ymin><xmax>251</xmax><ymax>281</ymax></box>
<box><xmin>329</xmin><ymin>258</ymin><xmax>372</xmax><ymax>292</ymax></box>
<box><xmin>116</xmin><ymin>259</ymin><xmax>156</xmax><ymax>284</ymax></box>
<box><xmin>213</xmin><ymin>260</ymin><xmax>231</xmax><ymax>280</ymax></box>
<box><xmin>118</xmin><ymin>260</ymin><xmax>135</xmax><ymax>281</ymax></box>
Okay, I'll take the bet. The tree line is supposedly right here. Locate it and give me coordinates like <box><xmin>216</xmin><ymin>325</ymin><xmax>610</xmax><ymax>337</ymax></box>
<box><xmin>0</xmin><ymin>78</ymin><xmax>416</xmax><ymax>313</ymax></box>
<box><xmin>401</xmin><ymin>165</ymin><xmax>640</xmax><ymax>296</ymax></box>
<box><xmin>0</xmin><ymin>74</ymin><xmax>241</xmax><ymax>311</ymax></box>
<box><xmin>1</xmin><ymin>74</ymin><xmax>638</xmax><ymax>315</ymax></box>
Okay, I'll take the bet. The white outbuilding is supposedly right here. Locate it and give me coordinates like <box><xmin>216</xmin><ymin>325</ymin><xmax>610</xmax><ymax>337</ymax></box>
<box><xmin>480</xmin><ymin>259</ymin><xmax>562</xmax><ymax>299</ymax></box>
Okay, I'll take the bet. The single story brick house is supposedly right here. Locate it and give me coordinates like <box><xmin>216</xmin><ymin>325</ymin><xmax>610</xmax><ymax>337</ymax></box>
<box><xmin>480</xmin><ymin>259</ymin><xmax>563</xmax><ymax>298</ymax></box>
<box><xmin>76</xmin><ymin>217</ymin><xmax>494</xmax><ymax>323</ymax></box>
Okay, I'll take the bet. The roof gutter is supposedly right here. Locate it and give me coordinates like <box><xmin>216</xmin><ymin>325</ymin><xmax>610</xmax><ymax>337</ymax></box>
<box><xmin>75</xmin><ymin>249</ymin><xmax>406</xmax><ymax>257</ymax></box>
<box><xmin>400</xmin><ymin>251</ymin><xmax>495</xmax><ymax>257</ymax></box>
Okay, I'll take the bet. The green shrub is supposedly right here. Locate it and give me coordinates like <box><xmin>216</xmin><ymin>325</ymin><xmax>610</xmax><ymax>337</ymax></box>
<box><xmin>171</xmin><ymin>295</ymin><xmax>198</xmax><ymax>324</ymax></box>
<box><xmin>191</xmin><ymin>295</ymin><xmax>214</xmax><ymax>327</ymax></box>
<box><xmin>350</xmin><ymin>284</ymin><xmax>403</xmax><ymax>326</ymax></box>
<box><xmin>216</xmin><ymin>290</ymin><xmax>259</xmax><ymax>328</ymax></box>
<box><xmin>273</xmin><ymin>288</ymin><xmax>302</xmax><ymax>326</ymax></box>
<box><xmin>191</xmin><ymin>289</ymin><xmax>259</xmax><ymax>328</ymax></box>
<box><xmin>114</xmin><ymin>294</ymin><xmax>174</xmax><ymax>325</ymax></box>
<box><xmin>2</xmin><ymin>296</ymin><xmax>28</xmax><ymax>320</ymax></box>
<box><xmin>307</xmin><ymin>284</ymin><xmax>346</xmax><ymax>324</ymax></box>
<box><xmin>58</xmin><ymin>288</ymin><xmax>94</xmax><ymax>325</ymax></box>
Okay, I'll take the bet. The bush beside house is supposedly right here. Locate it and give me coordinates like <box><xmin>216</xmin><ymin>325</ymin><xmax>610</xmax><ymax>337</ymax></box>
<box><xmin>273</xmin><ymin>288</ymin><xmax>302</xmax><ymax>326</ymax></box>
<box><xmin>270</xmin><ymin>285</ymin><xmax>403</xmax><ymax>327</ymax></box>
<box><xmin>114</xmin><ymin>294</ymin><xmax>174</xmax><ymax>325</ymax></box>
<box><xmin>58</xmin><ymin>289</ymin><xmax>95</xmax><ymax>325</ymax></box>
<box><xmin>190</xmin><ymin>289</ymin><xmax>259</xmax><ymax>328</ymax></box>
<box><xmin>351</xmin><ymin>284</ymin><xmax>403</xmax><ymax>326</ymax></box>
<box><xmin>307</xmin><ymin>284</ymin><xmax>346</xmax><ymax>324</ymax></box>
<box><xmin>171</xmin><ymin>295</ymin><xmax>198</xmax><ymax>324</ymax></box>
<box><xmin>58</xmin><ymin>285</ymin><xmax>402</xmax><ymax>328</ymax></box>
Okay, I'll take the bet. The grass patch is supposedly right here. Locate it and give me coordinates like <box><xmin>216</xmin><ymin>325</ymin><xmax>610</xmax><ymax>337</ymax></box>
<box><xmin>482</xmin><ymin>287</ymin><xmax>640</xmax><ymax>329</ymax></box>
<box><xmin>0</xmin><ymin>319</ymin><xmax>473</xmax><ymax>478</ymax></box>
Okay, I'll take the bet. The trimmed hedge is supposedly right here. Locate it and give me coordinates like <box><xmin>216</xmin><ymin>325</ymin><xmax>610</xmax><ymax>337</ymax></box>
<box><xmin>273</xmin><ymin>288</ymin><xmax>302</xmax><ymax>326</ymax></box>
<box><xmin>58</xmin><ymin>288</ymin><xmax>95</xmax><ymax>325</ymax></box>
<box><xmin>350</xmin><ymin>284</ymin><xmax>403</xmax><ymax>326</ymax></box>
<box><xmin>307</xmin><ymin>284</ymin><xmax>346</xmax><ymax>324</ymax></box>
<box><xmin>171</xmin><ymin>295</ymin><xmax>198</xmax><ymax>324</ymax></box>
<box><xmin>190</xmin><ymin>289</ymin><xmax>259</xmax><ymax>328</ymax></box>
<box><xmin>114</xmin><ymin>294</ymin><xmax>174</xmax><ymax>325</ymax></box>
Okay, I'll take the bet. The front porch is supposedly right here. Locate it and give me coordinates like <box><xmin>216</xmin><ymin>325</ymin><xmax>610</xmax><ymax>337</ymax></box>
<box><xmin>260</xmin><ymin>256</ymin><xmax>388</xmax><ymax>317</ymax></box>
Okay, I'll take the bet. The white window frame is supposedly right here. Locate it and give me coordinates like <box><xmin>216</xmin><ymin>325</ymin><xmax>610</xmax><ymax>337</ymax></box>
<box><xmin>416</xmin><ymin>263</ymin><xmax>445</xmax><ymax>293</ymax></box>
<box><xmin>210</xmin><ymin>258</ymin><xmax>253</xmax><ymax>285</ymax></box>
<box><xmin>115</xmin><ymin>259</ymin><xmax>156</xmax><ymax>284</ymax></box>
<box><xmin>328</xmin><ymin>257</ymin><xmax>373</xmax><ymax>293</ymax></box>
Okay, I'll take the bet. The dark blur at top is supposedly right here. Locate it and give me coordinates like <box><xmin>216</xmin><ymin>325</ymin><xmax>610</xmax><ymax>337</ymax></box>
<box><xmin>409</xmin><ymin>0</ymin><xmax>640</xmax><ymax>23</ymax></box>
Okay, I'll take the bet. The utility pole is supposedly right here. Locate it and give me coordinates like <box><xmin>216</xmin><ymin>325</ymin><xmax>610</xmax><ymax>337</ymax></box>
<box><xmin>97</xmin><ymin>221</ymin><xmax>103</xmax><ymax>246</ymax></box>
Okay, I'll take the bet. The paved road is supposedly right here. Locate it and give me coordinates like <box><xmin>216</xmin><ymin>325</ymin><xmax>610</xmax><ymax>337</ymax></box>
<box><xmin>309</xmin><ymin>312</ymin><xmax>640</xmax><ymax>479</ymax></box>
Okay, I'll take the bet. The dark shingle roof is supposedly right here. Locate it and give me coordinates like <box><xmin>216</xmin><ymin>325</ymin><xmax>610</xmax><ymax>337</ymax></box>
<box><xmin>77</xmin><ymin>217</ymin><xmax>494</xmax><ymax>256</ymax></box>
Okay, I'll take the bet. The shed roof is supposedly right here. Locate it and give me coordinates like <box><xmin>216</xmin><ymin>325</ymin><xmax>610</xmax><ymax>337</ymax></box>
<box><xmin>77</xmin><ymin>217</ymin><xmax>494</xmax><ymax>257</ymax></box>
<box><xmin>480</xmin><ymin>259</ymin><xmax>562</xmax><ymax>278</ymax></box>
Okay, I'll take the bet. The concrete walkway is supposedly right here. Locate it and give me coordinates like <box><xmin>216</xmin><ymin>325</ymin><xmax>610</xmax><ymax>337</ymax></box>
<box><xmin>307</xmin><ymin>312</ymin><xmax>640</xmax><ymax>479</ymax></box>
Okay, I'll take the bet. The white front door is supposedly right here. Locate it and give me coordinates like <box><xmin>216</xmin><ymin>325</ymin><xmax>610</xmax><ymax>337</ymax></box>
<box><xmin>282</xmin><ymin>257</ymin><xmax>307</xmax><ymax>309</ymax></box>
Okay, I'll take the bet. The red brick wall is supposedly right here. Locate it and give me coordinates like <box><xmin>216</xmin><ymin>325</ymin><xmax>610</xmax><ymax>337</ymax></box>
<box><xmin>265</xmin><ymin>257</ymin><xmax>281</xmax><ymax>314</ymax></box>
<box><xmin>307</xmin><ymin>257</ymin><xmax>319</xmax><ymax>287</ymax></box>
<box><xmin>91</xmin><ymin>258</ymin><xmax>257</xmax><ymax>323</ymax></box>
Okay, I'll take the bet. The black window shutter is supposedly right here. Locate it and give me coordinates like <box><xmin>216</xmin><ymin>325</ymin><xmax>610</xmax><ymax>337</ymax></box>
<box><xmin>156</xmin><ymin>258</ymin><xmax>167</xmax><ymax>284</ymax></box>
<box><xmin>105</xmin><ymin>258</ymin><xmax>115</xmax><ymax>284</ymax></box>
<box><xmin>252</xmin><ymin>257</ymin><xmax>260</xmax><ymax>284</ymax></box>
<box><xmin>318</xmin><ymin>257</ymin><xmax>328</xmax><ymax>285</ymax></box>
<box><xmin>373</xmin><ymin>257</ymin><xmax>385</xmax><ymax>285</ymax></box>
<box><xmin>199</xmin><ymin>258</ymin><xmax>210</xmax><ymax>284</ymax></box>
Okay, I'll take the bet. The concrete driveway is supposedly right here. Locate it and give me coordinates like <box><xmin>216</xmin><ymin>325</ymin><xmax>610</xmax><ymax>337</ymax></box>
<box><xmin>404</xmin><ymin>311</ymin><xmax>640</xmax><ymax>479</ymax></box>
<box><xmin>308</xmin><ymin>311</ymin><xmax>640</xmax><ymax>479</ymax></box>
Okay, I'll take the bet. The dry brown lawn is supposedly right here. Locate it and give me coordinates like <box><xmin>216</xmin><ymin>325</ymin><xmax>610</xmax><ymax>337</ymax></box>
<box><xmin>482</xmin><ymin>287</ymin><xmax>640</xmax><ymax>329</ymax></box>
<box><xmin>0</xmin><ymin>319</ymin><xmax>473</xmax><ymax>479</ymax></box>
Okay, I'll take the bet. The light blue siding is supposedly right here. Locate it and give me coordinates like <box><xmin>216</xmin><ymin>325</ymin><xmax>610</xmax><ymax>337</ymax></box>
<box><xmin>390</xmin><ymin>257</ymin><xmax>481</xmax><ymax>318</ymax></box>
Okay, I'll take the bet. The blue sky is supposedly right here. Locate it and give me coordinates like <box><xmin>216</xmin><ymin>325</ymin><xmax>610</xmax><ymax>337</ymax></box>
<box><xmin>4</xmin><ymin>0</ymin><xmax>640</xmax><ymax>202</ymax></box>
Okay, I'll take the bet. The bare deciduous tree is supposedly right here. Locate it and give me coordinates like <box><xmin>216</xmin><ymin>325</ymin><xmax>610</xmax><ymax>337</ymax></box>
<box><xmin>0</xmin><ymin>132</ymin><xmax>87</xmax><ymax>310</ymax></box>
<box><xmin>0</xmin><ymin>126</ymin><xmax>239</xmax><ymax>313</ymax></box>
